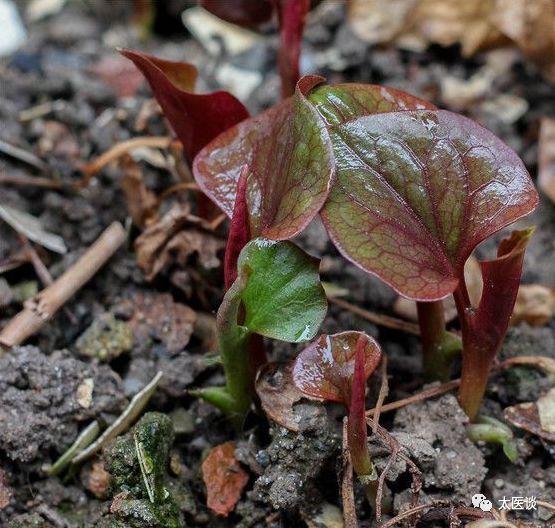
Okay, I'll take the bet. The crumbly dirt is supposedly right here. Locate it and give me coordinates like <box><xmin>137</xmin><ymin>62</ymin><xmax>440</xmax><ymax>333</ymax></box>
<box><xmin>0</xmin><ymin>1</ymin><xmax>554</xmax><ymax>527</ymax></box>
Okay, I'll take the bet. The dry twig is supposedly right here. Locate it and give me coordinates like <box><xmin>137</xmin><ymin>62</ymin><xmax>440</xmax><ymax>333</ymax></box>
<box><xmin>341</xmin><ymin>419</ymin><xmax>358</xmax><ymax>528</ymax></box>
<box><xmin>329</xmin><ymin>297</ymin><xmax>421</xmax><ymax>336</ymax></box>
<box><xmin>0</xmin><ymin>222</ymin><xmax>126</xmax><ymax>348</ymax></box>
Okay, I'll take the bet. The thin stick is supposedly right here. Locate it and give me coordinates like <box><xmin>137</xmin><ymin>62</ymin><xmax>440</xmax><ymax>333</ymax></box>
<box><xmin>0</xmin><ymin>222</ymin><xmax>126</xmax><ymax>348</ymax></box>
<box><xmin>156</xmin><ymin>181</ymin><xmax>200</xmax><ymax>205</ymax></box>
<box><xmin>366</xmin><ymin>380</ymin><xmax>460</xmax><ymax>417</ymax></box>
<box><xmin>341</xmin><ymin>418</ymin><xmax>358</xmax><ymax>528</ymax></box>
<box><xmin>0</xmin><ymin>173</ymin><xmax>65</xmax><ymax>189</ymax></box>
<box><xmin>329</xmin><ymin>297</ymin><xmax>420</xmax><ymax>336</ymax></box>
<box><xmin>78</xmin><ymin>136</ymin><xmax>173</xmax><ymax>188</ymax></box>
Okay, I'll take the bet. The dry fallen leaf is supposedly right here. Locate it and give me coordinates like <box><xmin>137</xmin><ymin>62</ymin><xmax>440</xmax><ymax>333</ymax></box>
<box><xmin>348</xmin><ymin>0</ymin><xmax>555</xmax><ymax>81</ymax></box>
<box><xmin>348</xmin><ymin>0</ymin><xmax>504</xmax><ymax>56</ymax></box>
<box><xmin>539</xmin><ymin>117</ymin><xmax>555</xmax><ymax>204</ymax></box>
<box><xmin>201</xmin><ymin>442</ymin><xmax>249</xmax><ymax>517</ymax></box>
<box><xmin>86</xmin><ymin>461</ymin><xmax>110</xmax><ymax>499</ymax></box>
<box><xmin>124</xmin><ymin>290</ymin><xmax>196</xmax><ymax>353</ymax></box>
<box><xmin>134</xmin><ymin>204</ymin><xmax>225</xmax><ymax>281</ymax></box>
<box><xmin>119</xmin><ymin>156</ymin><xmax>159</xmax><ymax>229</ymax></box>
<box><xmin>255</xmin><ymin>362</ymin><xmax>306</xmax><ymax>433</ymax></box>
<box><xmin>492</xmin><ymin>0</ymin><xmax>555</xmax><ymax>82</ymax></box>
<box><xmin>512</xmin><ymin>284</ymin><xmax>555</xmax><ymax>326</ymax></box>
<box><xmin>504</xmin><ymin>388</ymin><xmax>555</xmax><ymax>443</ymax></box>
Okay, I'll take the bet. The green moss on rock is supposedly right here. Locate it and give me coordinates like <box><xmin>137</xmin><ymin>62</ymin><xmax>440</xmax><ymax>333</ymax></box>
<box><xmin>103</xmin><ymin>412</ymin><xmax>183</xmax><ymax>528</ymax></box>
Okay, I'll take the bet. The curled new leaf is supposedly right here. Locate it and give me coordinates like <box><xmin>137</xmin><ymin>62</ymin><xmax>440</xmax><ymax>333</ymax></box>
<box><xmin>235</xmin><ymin>238</ymin><xmax>327</xmax><ymax>342</ymax></box>
<box><xmin>293</xmin><ymin>331</ymin><xmax>382</xmax><ymax>405</ymax></box>
<box><xmin>193</xmin><ymin>77</ymin><xmax>334</xmax><ymax>240</ymax></box>
<box><xmin>317</xmin><ymin>108</ymin><xmax>538</xmax><ymax>301</ymax></box>
<box><xmin>120</xmin><ymin>49</ymin><xmax>249</xmax><ymax>160</ymax></box>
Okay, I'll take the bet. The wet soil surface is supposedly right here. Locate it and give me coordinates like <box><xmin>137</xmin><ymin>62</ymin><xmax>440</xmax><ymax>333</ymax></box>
<box><xmin>0</xmin><ymin>1</ymin><xmax>554</xmax><ymax>527</ymax></box>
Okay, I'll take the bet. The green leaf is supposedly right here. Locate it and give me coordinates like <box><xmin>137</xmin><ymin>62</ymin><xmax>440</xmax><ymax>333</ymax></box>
<box><xmin>237</xmin><ymin>238</ymin><xmax>327</xmax><ymax>342</ymax></box>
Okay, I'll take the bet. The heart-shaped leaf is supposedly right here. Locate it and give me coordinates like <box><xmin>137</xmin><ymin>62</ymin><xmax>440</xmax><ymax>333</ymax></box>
<box><xmin>120</xmin><ymin>49</ymin><xmax>249</xmax><ymax>160</ymax></box>
<box><xmin>317</xmin><ymin>108</ymin><xmax>538</xmax><ymax>301</ymax></box>
<box><xmin>235</xmin><ymin>238</ymin><xmax>327</xmax><ymax>342</ymax></box>
<box><xmin>193</xmin><ymin>76</ymin><xmax>334</xmax><ymax>240</ymax></box>
<box><xmin>292</xmin><ymin>331</ymin><xmax>382</xmax><ymax>406</ymax></box>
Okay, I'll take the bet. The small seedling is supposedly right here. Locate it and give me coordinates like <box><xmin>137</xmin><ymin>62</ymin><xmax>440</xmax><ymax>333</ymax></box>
<box><xmin>192</xmin><ymin>237</ymin><xmax>327</xmax><ymax>427</ymax></box>
<box><xmin>293</xmin><ymin>331</ymin><xmax>382</xmax><ymax>506</ymax></box>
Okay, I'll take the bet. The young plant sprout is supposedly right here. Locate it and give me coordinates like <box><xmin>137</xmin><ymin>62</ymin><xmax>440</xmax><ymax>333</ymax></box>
<box><xmin>126</xmin><ymin>53</ymin><xmax>539</xmax><ymax>423</ymax></box>
<box><xmin>192</xmin><ymin>237</ymin><xmax>327</xmax><ymax>427</ymax></box>
<box><xmin>293</xmin><ymin>331</ymin><xmax>382</xmax><ymax>506</ymax></box>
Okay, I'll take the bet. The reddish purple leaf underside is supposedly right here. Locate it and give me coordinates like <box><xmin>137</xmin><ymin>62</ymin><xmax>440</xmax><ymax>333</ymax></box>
<box><xmin>315</xmin><ymin>101</ymin><xmax>539</xmax><ymax>301</ymax></box>
<box><xmin>193</xmin><ymin>76</ymin><xmax>334</xmax><ymax>240</ymax></box>
<box><xmin>292</xmin><ymin>331</ymin><xmax>382</xmax><ymax>406</ymax></box>
<box><xmin>120</xmin><ymin>49</ymin><xmax>249</xmax><ymax>160</ymax></box>
<box><xmin>201</xmin><ymin>0</ymin><xmax>273</xmax><ymax>27</ymax></box>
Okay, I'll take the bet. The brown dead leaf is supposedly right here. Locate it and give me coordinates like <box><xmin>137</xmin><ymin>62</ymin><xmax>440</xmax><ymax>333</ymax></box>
<box><xmin>255</xmin><ymin>362</ymin><xmax>306</xmax><ymax>433</ymax></box>
<box><xmin>348</xmin><ymin>0</ymin><xmax>555</xmax><ymax>81</ymax></box>
<box><xmin>504</xmin><ymin>388</ymin><xmax>555</xmax><ymax>443</ymax></box>
<box><xmin>348</xmin><ymin>0</ymin><xmax>504</xmax><ymax>56</ymax></box>
<box><xmin>37</xmin><ymin>121</ymin><xmax>80</xmax><ymax>160</ymax></box>
<box><xmin>492</xmin><ymin>0</ymin><xmax>555</xmax><ymax>83</ymax></box>
<box><xmin>135</xmin><ymin>204</ymin><xmax>225</xmax><ymax>280</ymax></box>
<box><xmin>512</xmin><ymin>284</ymin><xmax>555</xmax><ymax>326</ymax></box>
<box><xmin>86</xmin><ymin>461</ymin><xmax>110</xmax><ymax>499</ymax></box>
<box><xmin>393</xmin><ymin>256</ymin><xmax>482</xmax><ymax>323</ymax></box>
<box><xmin>124</xmin><ymin>290</ymin><xmax>196</xmax><ymax>353</ymax></box>
<box><xmin>120</xmin><ymin>156</ymin><xmax>159</xmax><ymax>229</ymax></box>
<box><xmin>0</xmin><ymin>468</ymin><xmax>11</xmax><ymax>510</ymax></box>
<box><xmin>539</xmin><ymin>117</ymin><xmax>555</xmax><ymax>204</ymax></box>
<box><xmin>202</xmin><ymin>442</ymin><xmax>249</xmax><ymax>517</ymax></box>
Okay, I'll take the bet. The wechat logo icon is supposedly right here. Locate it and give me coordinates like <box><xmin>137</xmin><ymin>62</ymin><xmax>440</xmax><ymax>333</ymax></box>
<box><xmin>472</xmin><ymin>493</ymin><xmax>493</xmax><ymax>512</ymax></box>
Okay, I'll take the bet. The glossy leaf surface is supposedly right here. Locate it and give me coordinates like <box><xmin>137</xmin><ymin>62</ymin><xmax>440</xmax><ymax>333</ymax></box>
<box><xmin>120</xmin><ymin>49</ymin><xmax>249</xmax><ymax>160</ymax></box>
<box><xmin>236</xmin><ymin>238</ymin><xmax>327</xmax><ymax>342</ymax></box>
<box><xmin>193</xmin><ymin>77</ymin><xmax>334</xmax><ymax>240</ymax></box>
<box><xmin>318</xmin><ymin>108</ymin><xmax>538</xmax><ymax>300</ymax></box>
<box><xmin>293</xmin><ymin>331</ymin><xmax>382</xmax><ymax>406</ymax></box>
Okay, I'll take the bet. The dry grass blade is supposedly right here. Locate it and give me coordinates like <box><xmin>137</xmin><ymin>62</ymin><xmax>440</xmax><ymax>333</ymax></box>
<box><xmin>372</xmin><ymin>355</ymin><xmax>389</xmax><ymax>433</ymax></box>
<box><xmin>0</xmin><ymin>139</ymin><xmax>48</xmax><ymax>171</ymax></box>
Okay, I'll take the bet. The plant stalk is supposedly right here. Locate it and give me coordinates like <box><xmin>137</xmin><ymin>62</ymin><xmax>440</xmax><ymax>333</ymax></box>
<box><xmin>416</xmin><ymin>300</ymin><xmax>460</xmax><ymax>382</ymax></box>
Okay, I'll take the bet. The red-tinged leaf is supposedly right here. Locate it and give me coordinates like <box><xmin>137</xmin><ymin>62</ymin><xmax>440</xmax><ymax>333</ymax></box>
<box><xmin>193</xmin><ymin>76</ymin><xmax>334</xmax><ymax>240</ymax></box>
<box><xmin>347</xmin><ymin>335</ymin><xmax>374</xmax><ymax>477</ymax></box>
<box><xmin>292</xmin><ymin>331</ymin><xmax>382</xmax><ymax>406</ymax></box>
<box><xmin>273</xmin><ymin>0</ymin><xmax>310</xmax><ymax>98</ymax></box>
<box><xmin>457</xmin><ymin>229</ymin><xmax>534</xmax><ymax>420</ymax></box>
<box><xmin>202</xmin><ymin>442</ymin><xmax>249</xmax><ymax>517</ymax></box>
<box><xmin>120</xmin><ymin>49</ymin><xmax>249</xmax><ymax>160</ymax></box>
<box><xmin>318</xmin><ymin>108</ymin><xmax>538</xmax><ymax>301</ymax></box>
<box><xmin>224</xmin><ymin>165</ymin><xmax>250</xmax><ymax>290</ymax></box>
<box><xmin>201</xmin><ymin>0</ymin><xmax>273</xmax><ymax>27</ymax></box>
<box><xmin>470</xmin><ymin>228</ymin><xmax>534</xmax><ymax>353</ymax></box>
